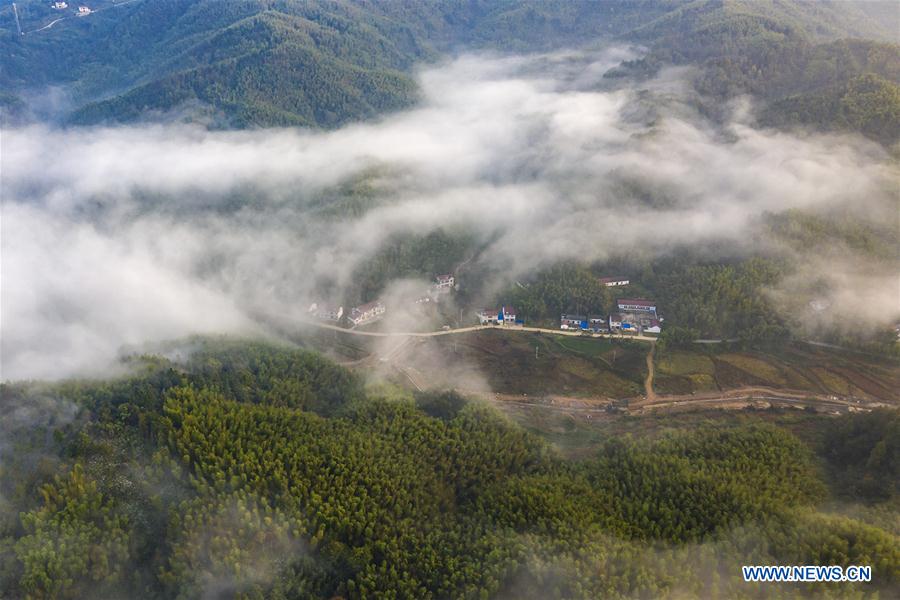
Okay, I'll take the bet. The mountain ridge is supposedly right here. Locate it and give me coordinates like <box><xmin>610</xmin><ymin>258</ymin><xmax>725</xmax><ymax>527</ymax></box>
<box><xmin>1</xmin><ymin>0</ymin><xmax>897</xmax><ymax>140</ymax></box>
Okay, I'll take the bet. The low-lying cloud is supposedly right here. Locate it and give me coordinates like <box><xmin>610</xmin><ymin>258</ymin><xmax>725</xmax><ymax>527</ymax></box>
<box><xmin>2</xmin><ymin>49</ymin><xmax>897</xmax><ymax>379</ymax></box>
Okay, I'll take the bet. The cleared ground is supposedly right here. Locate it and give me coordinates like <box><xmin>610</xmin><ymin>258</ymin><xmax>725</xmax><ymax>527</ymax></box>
<box><xmin>424</xmin><ymin>330</ymin><xmax>647</xmax><ymax>398</ymax></box>
<box><xmin>655</xmin><ymin>345</ymin><xmax>899</xmax><ymax>403</ymax></box>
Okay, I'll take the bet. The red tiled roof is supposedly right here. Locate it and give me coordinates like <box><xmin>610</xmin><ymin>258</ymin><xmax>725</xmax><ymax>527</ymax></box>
<box><xmin>617</xmin><ymin>298</ymin><xmax>655</xmax><ymax>306</ymax></box>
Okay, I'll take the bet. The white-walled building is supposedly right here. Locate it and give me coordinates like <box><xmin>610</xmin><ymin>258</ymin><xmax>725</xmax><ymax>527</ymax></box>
<box><xmin>617</xmin><ymin>298</ymin><xmax>657</xmax><ymax>313</ymax></box>
<box><xmin>560</xmin><ymin>314</ymin><xmax>587</xmax><ymax>330</ymax></box>
<box><xmin>478</xmin><ymin>306</ymin><xmax>517</xmax><ymax>325</ymax></box>
<box><xmin>433</xmin><ymin>274</ymin><xmax>455</xmax><ymax>293</ymax></box>
<box><xmin>599</xmin><ymin>276</ymin><xmax>630</xmax><ymax>287</ymax></box>
<box><xmin>589</xmin><ymin>316</ymin><xmax>609</xmax><ymax>332</ymax></box>
<box><xmin>308</xmin><ymin>302</ymin><xmax>343</xmax><ymax>322</ymax></box>
<box><xmin>349</xmin><ymin>301</ymin><xmax>385</xmax><ymax>326</ymax></box>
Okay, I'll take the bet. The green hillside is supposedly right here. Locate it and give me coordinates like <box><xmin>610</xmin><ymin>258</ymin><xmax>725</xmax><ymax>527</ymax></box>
<box><xmin>70</xmin><ymin>12</ymin><xmax>419</xmax><ymax>127</ymax></box>
<box><xmin>2</xmin><ymin>0</ymin><xmax>897</xmax><ymax>138</ymax></box>
<box><xmin>1</xmin><ymin>339</ymin><xmax>897</xmax><ymax>598</ymax></box>
<box><xmin>618</xmin><ymin>1</ymin><xmax>900</xmax><ymax>142</ymax></box>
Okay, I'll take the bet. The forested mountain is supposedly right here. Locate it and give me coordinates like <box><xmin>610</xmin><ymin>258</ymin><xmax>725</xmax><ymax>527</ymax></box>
<box><xmin>0</xmin><ymin>0</ymin><xmax>657</xmax><ymax>126</ymax></box>
<box><xmin>1</xmin><ymin>339</ymin><xmax>897</xmax><ymax>598</ymax></box>
<box><xmin>2</xmin><ymin>3</ymin><xmax>899</xmax><ymax>598</ymax></box>
<box><xmin>617</xmin><ymin>1</ymin><xmax>900</xmax><ymax>142</ymax></box>
<box><xmin>2</xmin><ymin>0</ymin><xmax>897</xmax><ymax>139</ymax></box>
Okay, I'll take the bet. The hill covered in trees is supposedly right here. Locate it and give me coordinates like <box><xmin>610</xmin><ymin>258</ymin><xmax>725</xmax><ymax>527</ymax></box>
<box><xmin>2</xmin><ymin>0</ymin><xmax>897</xmax><ymax>141</ymax></box>
<box><xmin>1</xmin><ymin>339</ymin><xmax>897</xmax><ymax>598</ymax></box>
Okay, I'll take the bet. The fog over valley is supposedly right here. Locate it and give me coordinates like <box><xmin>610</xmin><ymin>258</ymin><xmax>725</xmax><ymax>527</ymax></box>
<box><xmin>3</xmin><ymin>50</ymin><xmax>896</xmax><ymax>380</ymax></box>
<box><xmin>2</xmin><ymin>2</ymin><xmax>900</xmax><ymax>599</ymax></box>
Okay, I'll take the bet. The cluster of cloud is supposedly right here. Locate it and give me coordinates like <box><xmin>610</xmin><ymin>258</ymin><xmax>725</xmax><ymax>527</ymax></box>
<box><xmin>2</xmin><ymin>49</ymin><xmax>897</xmax><ymax>380</ymax></box>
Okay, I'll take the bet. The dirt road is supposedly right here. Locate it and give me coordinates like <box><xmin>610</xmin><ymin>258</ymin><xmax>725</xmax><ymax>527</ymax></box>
<box><xmin>464</xmin><ymin>385</ymin><xmax>888</xmax><ymax>417</ymax></box>
<box><xmin>276</xmin><ymin>315</ymin><xmax>659</xmax><ymax>343</ymax></box>
<box><xmin>643</xmin><ymin>343</ymin><xmax>657</xmax><ymax>401</ymax></box>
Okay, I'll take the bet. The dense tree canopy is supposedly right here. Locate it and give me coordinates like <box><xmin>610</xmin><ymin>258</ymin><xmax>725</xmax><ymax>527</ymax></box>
<box><xmin>1</xmin><ymin>340</ymin><xmax>897</xmax><ymax>598</ymax></box>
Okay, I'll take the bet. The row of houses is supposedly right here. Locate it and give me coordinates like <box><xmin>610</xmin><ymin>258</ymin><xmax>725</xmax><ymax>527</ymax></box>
<box><xmin>308</xmin><ymin>273</ymin><xmax>451</xmax><ymax>329</ymax></box>
<box><xmin>560</xmin><ymin>299</ymin><xmax>662</xmax><ymax>335</ymax></box>
<box><xmin>561</xmin><ymin>315</ymin><xmax>608</xmax><ymax>332</ymax></box>
<box><xmin>308</xmin><ymin>300</ymin><xmax>386</xmax><ymax>327</ymax></box>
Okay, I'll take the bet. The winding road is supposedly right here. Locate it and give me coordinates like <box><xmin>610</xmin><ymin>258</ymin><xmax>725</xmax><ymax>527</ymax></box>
<box><xmin>283</xmin><ymin>316</ymin><xmax>660</xmax><ymax>342</ymax></box>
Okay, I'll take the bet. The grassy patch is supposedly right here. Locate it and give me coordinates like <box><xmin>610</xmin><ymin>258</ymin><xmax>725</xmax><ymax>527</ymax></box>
<box><xmin>553</xmin><ymin>336</ymin><xmax>616</xmax><ymax>358</ymax></box>
<box><xmin>718</xmin><ymin>353</ymin><xmax>788</xmax><ymax>386</ymax></box>
<box><xmin>658</xmin><ymin>351</ymin><xmax>715</xmax><ymax>376</ymax></box>
<box><xmin>430</xmin><ymin>330</ymin><xmax>643</xmax><ymax>397</ymax></box>
<box><xmin>811</xmin><ymin>367</ymin><xmax>851</xmax><ymax>395</ymax></box>
<box><xmin>654</xmin><ymin>375</ymin><xmax>694</xmax><ymax>395</ymax></box>
<box><xmin>689</xmin><ymin>373</ymin><xmax>718</xmax><ymax>391</ymax></box>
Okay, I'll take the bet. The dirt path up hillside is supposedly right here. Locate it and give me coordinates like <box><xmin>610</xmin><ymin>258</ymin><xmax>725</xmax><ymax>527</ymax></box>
<box><xmin>644</xmin><ymin>343</ymin><xmax>657</xmax><ymax>401</ymax></box>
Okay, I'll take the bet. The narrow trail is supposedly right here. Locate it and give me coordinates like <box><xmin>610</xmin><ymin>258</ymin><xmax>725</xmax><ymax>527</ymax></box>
<box><xmin>29</xmin><ymin>16</ymin><xmax>66</xmax><ymax>33</ymax></box>
<box><xmin>644</xmin><ymin>343</ymin><xmax>657</xmax><ymax>401</ymax></box>
<box><xmin>12</xmin><ymin>3</ymin><xmax>23</xmax><ymax>35</ymax></box>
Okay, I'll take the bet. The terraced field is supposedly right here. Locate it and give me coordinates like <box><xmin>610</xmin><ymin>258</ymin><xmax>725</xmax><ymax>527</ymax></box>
<box><xmin>655</xmin><ymin>344</ymin><xmax>898</xmax><ymax>403</ymax></box>
<box><xmin>285</xmin><ymin>324</ymin><xmax>897</xmax><ymax>405</ymax></box>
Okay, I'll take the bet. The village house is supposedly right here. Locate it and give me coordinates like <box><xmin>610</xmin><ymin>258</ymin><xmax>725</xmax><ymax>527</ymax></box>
<box><xmin>478</xmin><ymin>306</ymin><xmax>518</xmax><ymax>325</ymax></box>
<box><xmin>560</xmin><ymin>314</ymin><xmax>587</xmax><ymax>330</ymax></box>
<box><xmin>608</xmin><ymin>313</ymin><xmax>622</xmax><ymax>330</ymax></box>
<box><xmin>599</xmin><ymin>276</ymin><xmax>630</xmax><ymax>287</ymax></box>
<box><xmin>617</xmin><ymin>298</ymin><xmax>657</xmax><ymax>313</ymax></box>
<box><xmin>308</xmin><ymin>302</ymin><xmax>343</xmax><ymax>322</ymax></box>
<box><xmin>477</xmin><ymin>309</ymin><xmax>497</xmax><ymax>325</ymax></box>
<box><xmin>433</xmin><ymin>274</ymin><xmax>455</xmax><ymax>292</ymax></box>
<box><xmin>589</xmin><ymin>316</ymin><xmax>609</xmax><ymax>332</ymax></box>
<box><xmin>609</xmin><ymin>298</ymin><xmax>663</xmax><ymax>334</ymax></box>
<box><xmin>349</xmin><ymin>300</ymin><xmax>386</xmax><ymax>327</ymax></box>
<box><xmin>500</xmin><ymin>306</ymin><xmax>517</xmax><ymax>324</ymax></box>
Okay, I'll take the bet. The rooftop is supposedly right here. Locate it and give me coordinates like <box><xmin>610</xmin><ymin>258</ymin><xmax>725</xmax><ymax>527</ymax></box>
<box><xmin>617</xmin><ymin>298</ymin><xmax>655</xmax><ymax>306</ymax></box>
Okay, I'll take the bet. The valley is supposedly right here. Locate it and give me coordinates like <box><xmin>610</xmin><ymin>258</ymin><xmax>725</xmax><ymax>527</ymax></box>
<box><xmin>1</xmin><ymin>1</ymin><xmax>898</xmax><ymax>599</ymax></box>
